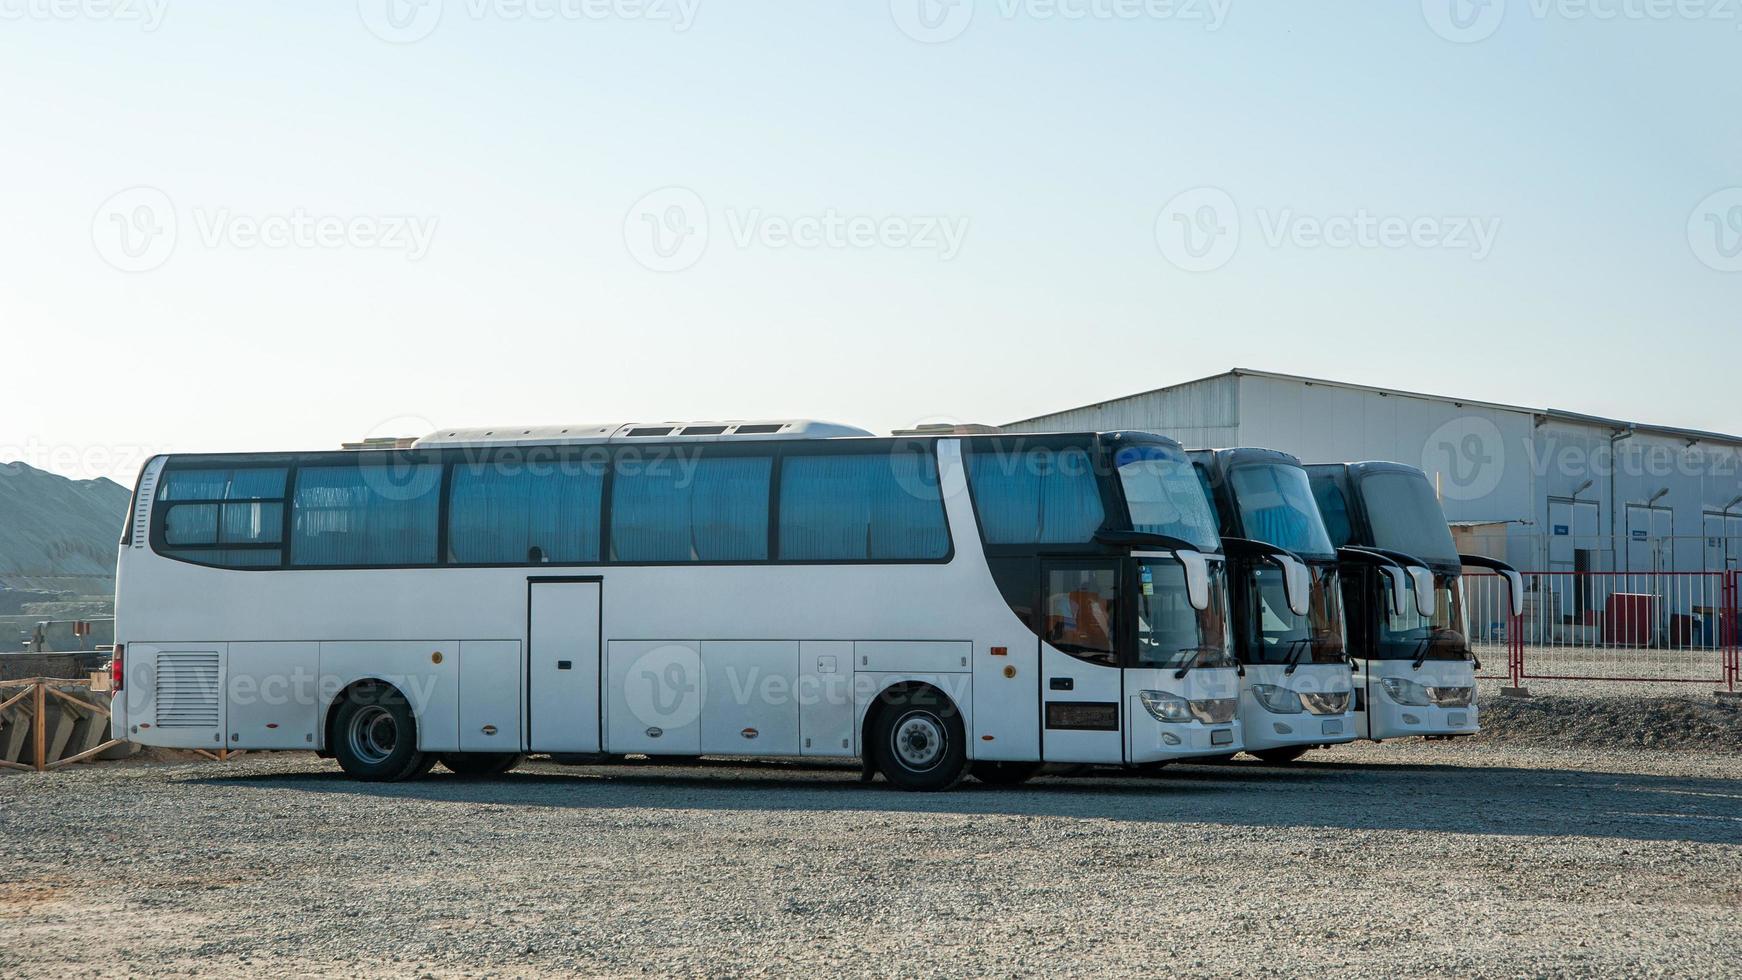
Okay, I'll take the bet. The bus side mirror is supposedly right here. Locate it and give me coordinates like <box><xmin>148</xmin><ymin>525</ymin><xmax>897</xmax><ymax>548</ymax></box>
<box><xmin>1502</xmin><ymin>569</ymin><xmax>1524</xmax><ymax>615</ymax></box>
<box><xmin>1379</xmin><ymin>566</ymin><xmax>1408</xmax><ymax>617</ymax></box>
<box><xmin>1175</xmin><ymin>549</ymin><xmax>1211</xmax><ymax>612</ymax></box>
<box><xmin>1409</xmin><ymin>567</ymin><xmax>1436</xmax><ymax>619</ymax></box>
<box><xmin>1272</xmin><ymin>554</ymin><xmax>1312</xmax><ymax>617</ymax></box>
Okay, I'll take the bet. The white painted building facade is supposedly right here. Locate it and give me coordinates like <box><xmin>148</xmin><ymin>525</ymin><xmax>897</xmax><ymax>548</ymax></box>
<box><xmin>1007</xmin><ymin>369</ymin><xmax>1742</xmax><ymax>578</ymax></box>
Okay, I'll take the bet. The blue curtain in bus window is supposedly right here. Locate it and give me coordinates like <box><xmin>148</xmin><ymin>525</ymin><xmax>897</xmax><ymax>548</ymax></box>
<box><xmin>157</xmin><ymin>467</ymin><xmax>287</xmax><ymax>502</ymax></box>
<box><xmin>291</xmin><ymin>464</ymin><xmax>440</xmax><ymax>566</ymax></box>
<box><xmin>157</xmin><ymin>468</ymin><xmax>288</xmax><ymax>567</ymax></box>
<box><xmin>447</xmin><ymin>462</ymin><xmax>604</xmax><ymax>564</ymax></box>
<box><xmin>967</xmin><ymin>447</ymin><xmax>1104</xmax><ymax>545</ymax></box>
<box><xmin>611</xmin><ymin>456</ymin><xmax>771</xmax><ymax>562</ymax></box>
<box><xmin>778</xmin><ymin>452</ymin><xmax>948</xmax><ymax>560</ymax></box>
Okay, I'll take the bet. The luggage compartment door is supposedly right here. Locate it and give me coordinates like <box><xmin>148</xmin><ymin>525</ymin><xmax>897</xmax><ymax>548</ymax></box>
<box><xmin>527</xmin><ymin>579</ymin><xmax>602</xmax><ymax>753</ymax></box>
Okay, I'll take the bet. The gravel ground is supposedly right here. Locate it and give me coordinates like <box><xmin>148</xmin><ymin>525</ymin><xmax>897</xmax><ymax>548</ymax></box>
<box><xmin>3</xmin><ymin>703</ymin><xmax>1740</xmax><ymax>978</ymax></box>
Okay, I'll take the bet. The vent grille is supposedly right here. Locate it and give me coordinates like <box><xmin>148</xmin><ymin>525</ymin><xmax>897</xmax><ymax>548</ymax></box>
<box><xmin>131</xmin><ymin>462</ymin><xmax>162</xmax><ymax>548</ymax></box>
<box><xmin>154</xmin><ymin>652</ymin><xmax>221</xmax><ymax>728</ymax></box>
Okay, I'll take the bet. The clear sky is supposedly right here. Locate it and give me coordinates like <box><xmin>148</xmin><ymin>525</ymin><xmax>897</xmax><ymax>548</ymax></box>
<box><xmin>2</xmin><ymin>0</ymin><xmax>1737</xmax><ymax>484</ymax></box>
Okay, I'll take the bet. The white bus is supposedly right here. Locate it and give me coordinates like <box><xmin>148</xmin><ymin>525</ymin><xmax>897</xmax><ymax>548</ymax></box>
<box><xmin>111</xmin><ymin>422</ymin><xmax>1243</xmax><ymax>790</ymax></box>
<box><xmin>1191</xmin><ymin>449</ymin><xmax>1358</xmax><ymax>763</ymax></box>
<box><xmin>1305</xmin><ymin>463</ymin><xmax>1522</xmax><ymax>742</ymax></box>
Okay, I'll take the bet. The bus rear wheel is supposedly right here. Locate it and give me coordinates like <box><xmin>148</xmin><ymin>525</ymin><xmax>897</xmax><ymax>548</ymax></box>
<box><xmin>439</xmin><ymin>752</ymin><xmax>524</xmax><ymax>777</ymax></box>
<box><xmin>871</xmin><ymin>689</ymin><xmax>967</xmax><ymax>792</ymax></box>
<box><xmin>1251</xmin><ymin>746</ymin><xmax>1309</xmax><ymax>764</ymax></box>
<box><xmin>971</xmin><ymin>761</ymin><xmax>1041</xmax><ymax>786</ymax></box>
<box><xmin>332</xmin><ymin>686</ymin><xmax>431</xmax><ymax>782</ymax></box>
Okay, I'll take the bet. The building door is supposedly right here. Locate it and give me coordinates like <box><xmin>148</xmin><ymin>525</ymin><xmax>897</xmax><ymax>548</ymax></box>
<box><xmin>1548</xmin><ymin>498</ymin><xmax>1599</xmax><ymax>619</ymax></box>
<box><xmin>527</xmin><ymin>578</ymin><xmax>602</xmax><ymax>753</ymax></box>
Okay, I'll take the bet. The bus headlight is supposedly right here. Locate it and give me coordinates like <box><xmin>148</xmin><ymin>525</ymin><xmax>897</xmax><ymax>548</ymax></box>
<box><xmin>1299</xmin><ymin>690</ymin><xmax>1351</xmax><ymax>715</ymax></box>
<box><xmin>1425</xmin><ymin>685</ymin><xmax>1475</xmax><ymax>707</ymax></box>
<box><xmin>1249</xmin><ymin>684</ymin><xmax>1304</xmax><ymax>714</ymax></box>
<box><xmin>1139</xmin><ymin>690</ymin><xmax>1192</xmax><ymax>723</ymax></box>
<box><xmin>1380</xmin><ymin>677</ymin><xmax>1432</xmax><ymax>706</ymax></box>
<box><xmin>1189</xmin><ymin>698</ymin><xmax>1238</xmax><ymax>725</ymax></box>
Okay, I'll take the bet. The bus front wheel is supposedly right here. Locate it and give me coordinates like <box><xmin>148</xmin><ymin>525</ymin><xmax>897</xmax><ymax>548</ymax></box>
<box><xmin>871</xmin><ymin>688</ymin><xmax>967</xmax><ymax>792</ymax></box>
<box><xmin>332</xmin><ymin>685</ymin><xmax>432</xmax><ymax>782</ymax></box>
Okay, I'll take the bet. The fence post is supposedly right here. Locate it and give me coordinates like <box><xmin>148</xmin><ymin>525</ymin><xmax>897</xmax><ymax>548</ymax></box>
<box><xmin>1729</xmin><ymin>571</ymin><xmax>1739</xmax><ymax>692</ymax></box>
<box><xmin>1511</xmin><ymin>606</ymin><xmax>1524</xmax><ymax>688</ymax></box>
<box><xmin>33</xmin><ymin>680</ymin><xmax>47</xmax><ymax>773</ymax></box>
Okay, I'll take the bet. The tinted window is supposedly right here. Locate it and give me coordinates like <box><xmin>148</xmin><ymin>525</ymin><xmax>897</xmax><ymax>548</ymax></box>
<box><xmin>156</xmin><ymin>467</ymin><xmax>287</xmax><ymax>567</ymax></box>
<box><xmin>1362</xmin><ymin>471</ymin><xmax>1459</xmax><ymax>565</ymax></box>
<box><xmin>967</xmin><ymin>446</ymin><xmax>1105</xmax><ymax>545</ymax></box>
<box><xmin>779</xmin><ymin>451</ymin><xmax>949</xmax><ymax>560</ymax></box>
<box><xmin>291</xmin><ymin>463</ymin><xmax>441</xmax><ymax>566</ymax></box>
<box><xmin>610</xmin><ymin>455</ymin><xmax>771</xmax><ymax>562</ymax></box>
<box><xmin>1114</xmin><ymin>445</ymin><xmax>1220</xmax><ymax>551</ymax></box>
<box><xmin>1228</xmin><ymin>464</ymin><xmax>1335</xmax><ymax>558</ymax></box>
<box><xmin>448</xmin><ymin>458</ymin><xmax>604</xmax><ymax>564</ymax></box>
<box><xmin>1311</xmin><ymin>475</ymin><xmax>1354</xmax><ymax>548</ymax></box>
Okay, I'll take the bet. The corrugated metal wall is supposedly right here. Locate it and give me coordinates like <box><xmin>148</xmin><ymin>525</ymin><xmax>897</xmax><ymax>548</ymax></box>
<box><xmin>1003</xmin><ymin>375</ymin><xmax>1241</xmax><ymax>448</ymax></box>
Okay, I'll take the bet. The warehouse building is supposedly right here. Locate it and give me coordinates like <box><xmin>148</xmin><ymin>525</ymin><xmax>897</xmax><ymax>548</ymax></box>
<box><xmin>1005</xmin><ymin>368</ymin><xmax>1742</xmax><ymax>580</ymax></box>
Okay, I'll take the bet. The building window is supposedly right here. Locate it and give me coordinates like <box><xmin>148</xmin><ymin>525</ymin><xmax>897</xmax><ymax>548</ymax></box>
<box><xmin>778</xmin><ymin>451</ymin><xmax>949</xmax><ymax>561</ymax></box>
<box><xmin>610</xmin><ymin>454</ymin><xmax>772</xmax><ymax>562</ymax></box>
<box><xmin>291</xmin><ymin>463</ymin><xmax>441</xmax><ymax>566</ymax></box>
<box><xmin>966</xmin><ymin>446</ymin><xmax>1105</xmax><ymax>545</ymax></box>
<box><xmin>447</xmin><ymin>459</ymin><xmax>604</xmax><ymax>564</ymax></box>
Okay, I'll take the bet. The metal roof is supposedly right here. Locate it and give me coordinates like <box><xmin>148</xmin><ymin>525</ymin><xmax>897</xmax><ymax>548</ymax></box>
<box><xmin>1010</xmin><ymin>368</ymin><xmax>1742</xmax><ymax>449</ymax></box>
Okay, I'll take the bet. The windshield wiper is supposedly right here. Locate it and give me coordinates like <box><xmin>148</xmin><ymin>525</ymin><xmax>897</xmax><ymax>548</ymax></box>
<box><xmin>1172</xmin><ymin>646</ymin><xmax>1222</xmax><ymax>680</ymax></box>
<box><xmin>1280</xmin><ymin>637</ymin><xmax>1313</xmax><ymax>676</ymax></box>
<box><xmin>1410</xmin><ymin>637</ymin><xmax>1433</xmax><ymax>670</ymax></box>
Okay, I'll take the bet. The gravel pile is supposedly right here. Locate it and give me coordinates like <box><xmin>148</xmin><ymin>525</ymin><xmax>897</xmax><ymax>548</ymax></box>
<box><xmin>3</xmin><ymin>736</ymin><xmax>1739</xmax><ymax>978</ymax></box>
<box><xmin>1479</xmin><ymin>692</ymin><xmax>1742</xmax><ymax>752</ymax></box>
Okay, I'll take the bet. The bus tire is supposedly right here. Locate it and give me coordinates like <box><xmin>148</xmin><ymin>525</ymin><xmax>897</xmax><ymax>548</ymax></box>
<box><xmin>439</xmin><ymin>753</ymin><xmax>524</xmax><ymax>777</ymax></box>
<box><xmin>971</xmin><ymin>761</ymin><xmax>1041</xmax><ymax>786</ymax></box>
<box><xmin>871</xmin><ymin>688</ymin><xmax>967</xmax><ymax>792</ymax></box>
<box><xmin>331</xmin><ymin>685</ymin><xmax>429</xmax><ymax>782</ymax></box>
<box><xmin>1251</xmin><ymin>746</ymin><xmax>1309</xmax><ymax>764</ymax></box>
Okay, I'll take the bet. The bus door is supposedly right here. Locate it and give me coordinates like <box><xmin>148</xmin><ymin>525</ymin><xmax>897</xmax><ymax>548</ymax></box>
<box><xmin>1038</xmin><ymin>560</ymin><xmax>1125</xmax><ymax>764</ymax></box>
<box><xmin>527</xmin><ymin>578</ymin><xmax>603</xmax><ymax>753</ymax></box>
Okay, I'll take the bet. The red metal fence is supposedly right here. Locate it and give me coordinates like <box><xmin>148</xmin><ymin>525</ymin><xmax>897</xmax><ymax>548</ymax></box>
<box><xmin>1463</xmin><ymin>570</ymin><xmax>1739</xmax><ymax>690</ymax></box>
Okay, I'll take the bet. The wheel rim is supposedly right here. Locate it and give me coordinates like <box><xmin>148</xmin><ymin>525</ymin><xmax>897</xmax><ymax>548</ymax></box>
<box><xmin>892</xmin><ymin>710</ymin><xmax>947</xmax><ymax>772</ymax></box>
<box><xmin>346</xmin><ymin>705</ymin><xmax>398</xmax><ymax>765</ymax></box>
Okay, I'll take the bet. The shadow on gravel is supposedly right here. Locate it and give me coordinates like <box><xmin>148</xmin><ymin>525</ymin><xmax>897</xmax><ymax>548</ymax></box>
<box><xmin>185</xmin><ymin>757</ymin><xmax>1742</xmax><ymax>846</ymax></box>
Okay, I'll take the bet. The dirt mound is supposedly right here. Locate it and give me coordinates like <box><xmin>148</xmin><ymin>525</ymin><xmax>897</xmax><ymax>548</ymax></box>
<box><xmin>1480</xmin><ymin>693</ymin><xmax>1742</xmax><ymax>752</ymax></box>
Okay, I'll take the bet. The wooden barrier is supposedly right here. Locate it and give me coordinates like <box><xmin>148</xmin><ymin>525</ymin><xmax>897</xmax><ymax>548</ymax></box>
<box><xmin>0</xmin><ymin>677</ymin><xmax>126</xmax><ymax>773</ymax></box>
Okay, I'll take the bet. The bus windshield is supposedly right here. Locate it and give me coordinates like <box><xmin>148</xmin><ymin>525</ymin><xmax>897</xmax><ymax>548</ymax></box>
<box><xmin>1228</xmin><ymin>464</ymin><xmax>1335</xmax><ymax>559</ymax></box>
<box><xmin>1361</xmin><ymin>471</ymin><xmax>1459</xmax><ymax>566</ymax></box>
<box><xmin>1246</xmin><ymin>564</ymin><xmax>1346</xmax><ymax>665</ymax></box>
<box><xmin>1116</xmin><ymin>446</ymin><xmax>1221</xmax><ymax>552</ymax></box>
<box><xmin>1134</xmin><ymin>559</ymin><xmax>1234</xmax><ymax>671</ymax></box>
<box><xmin>1377</xmin><ymin>574</ymin><xmax>1469</xmax><ymax>660</ymax></box>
